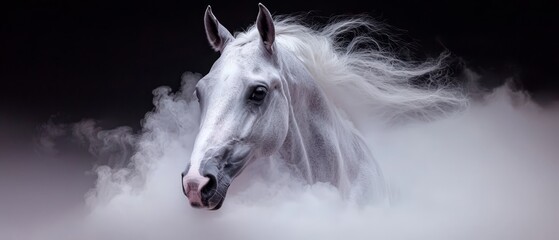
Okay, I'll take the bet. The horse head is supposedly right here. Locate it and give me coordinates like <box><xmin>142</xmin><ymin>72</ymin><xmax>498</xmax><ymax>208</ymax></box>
<box><xmin>181</xmin><ymin>4</ymin><xmax>288</xmax><ymax>210</ymax></box>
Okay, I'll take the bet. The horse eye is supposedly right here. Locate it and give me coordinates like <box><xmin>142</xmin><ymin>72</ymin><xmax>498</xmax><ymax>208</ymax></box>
<box><xmin>249</xmin><ymin>86</ymin><xmax>268</xmax><ymax>102</ymax></box>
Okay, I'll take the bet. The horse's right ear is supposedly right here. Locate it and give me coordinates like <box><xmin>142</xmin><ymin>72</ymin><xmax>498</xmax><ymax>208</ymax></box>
<box><xmin>204</xmin><ymin>6</ymin><xmax>234</xmax><ymax>52</ymax></box>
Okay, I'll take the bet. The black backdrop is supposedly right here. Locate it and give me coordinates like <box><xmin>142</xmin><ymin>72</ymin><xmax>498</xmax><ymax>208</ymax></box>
<box><xmin>1</xmin><ymin>0</ymin><xmax>557</xmax><ymax>130</ymax></box>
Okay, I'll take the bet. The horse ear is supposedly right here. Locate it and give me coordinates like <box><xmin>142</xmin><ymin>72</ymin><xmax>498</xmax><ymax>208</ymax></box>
<box><xmin>204</xmin><ymin>5</ymin><xmax>234</xmax><ymax>52</ymax></box>
<box><xmin>256</xmin><ymin>3</ymin><xmax>275</xmax><ymax>54</ymax></box>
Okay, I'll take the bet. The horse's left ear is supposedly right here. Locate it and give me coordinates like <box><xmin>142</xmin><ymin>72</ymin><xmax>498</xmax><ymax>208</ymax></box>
<box><xmin>256</xmin><ymin>3</ymin><xmax>275</xmax><ymax>54</ymax></box>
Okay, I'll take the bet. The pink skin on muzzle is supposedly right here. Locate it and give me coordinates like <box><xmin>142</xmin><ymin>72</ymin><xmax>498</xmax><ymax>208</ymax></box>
<box><xmin>182</xmin><ymin>174</ymin><xmax>210</xmax><ymax>207</ymax></box>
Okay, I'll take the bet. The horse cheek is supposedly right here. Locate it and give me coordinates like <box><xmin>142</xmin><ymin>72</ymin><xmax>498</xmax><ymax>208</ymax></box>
<box><xmin>259</xmin><ymin>104</ymin><xmax>289</xmax><ymax>156</ymax></box>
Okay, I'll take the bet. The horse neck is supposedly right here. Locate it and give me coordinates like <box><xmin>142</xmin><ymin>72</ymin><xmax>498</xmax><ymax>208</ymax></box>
<box><xmin>277</xmin><ymin>59</ymin><xmax>374</xmax><ymax>191</ymax></box>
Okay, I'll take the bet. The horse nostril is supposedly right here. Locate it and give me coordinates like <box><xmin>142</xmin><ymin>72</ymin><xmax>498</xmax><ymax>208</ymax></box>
<box><xmin>201</xmin><ymin>174</ymin><xmax>217</xmax><ymax>200</ymax></box>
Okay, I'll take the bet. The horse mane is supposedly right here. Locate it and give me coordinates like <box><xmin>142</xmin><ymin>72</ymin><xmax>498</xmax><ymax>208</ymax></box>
<box><xmin>233</xmin><ymin>15</ymin><xmax>468</xmax><ymax>123</ymax></box>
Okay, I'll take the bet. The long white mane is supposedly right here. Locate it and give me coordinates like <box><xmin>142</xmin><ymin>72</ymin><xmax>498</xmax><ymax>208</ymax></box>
<box><xmin>233</xmin><ymin>16</ymin><xmax>468</xmax><ymax>123</ymax></box>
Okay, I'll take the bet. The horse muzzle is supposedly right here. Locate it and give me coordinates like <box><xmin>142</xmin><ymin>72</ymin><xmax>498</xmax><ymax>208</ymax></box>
<box><xmin>181</xmin><ymin>163</ymin><xmax>229</xmax><ymax>210</ymax></box>
<box><xmin>181</xmin><ymin>143</ymin><xmax>251</xmax><ymax>210</ymax></box>
<box><xmin>181</xmin><ymin>173</ymin><xmax>210</xmax><ymax>208</ymax></box>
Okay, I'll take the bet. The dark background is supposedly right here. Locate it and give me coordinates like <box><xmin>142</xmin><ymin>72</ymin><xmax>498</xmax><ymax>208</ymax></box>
<box><xmin>1</xmin><ymin>0</ymin><xmax>558</xmax><ymax>131</ymax></box>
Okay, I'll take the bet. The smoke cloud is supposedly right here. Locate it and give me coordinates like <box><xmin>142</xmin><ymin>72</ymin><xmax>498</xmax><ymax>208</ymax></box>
<box><xmin>5</xmin><ymin>73</ymin><xmax>559</xmax><ymax>240</ymax></box>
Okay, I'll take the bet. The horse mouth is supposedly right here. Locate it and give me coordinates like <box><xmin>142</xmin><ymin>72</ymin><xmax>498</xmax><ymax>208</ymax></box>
<box><xmin>189</xmin><ymin>198</ymin><xmax>224</xmax><ymax>210</ymax></box>
<box><xmin>206</xmin><ymin>196</ymin><xmax>226</xmax><ymax>210</ymax></box>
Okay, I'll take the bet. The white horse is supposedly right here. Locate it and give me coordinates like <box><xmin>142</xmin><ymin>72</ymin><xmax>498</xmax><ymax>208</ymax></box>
<box><xmin>181</xmin><ymin>4</ymin><xmax>466</xmax><ymax>210</ymax></box>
